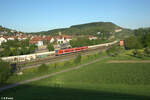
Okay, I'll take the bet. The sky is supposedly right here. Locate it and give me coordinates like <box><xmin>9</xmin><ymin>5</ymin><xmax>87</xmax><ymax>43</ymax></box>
<box><xmin>0</xmin><ymin>0</ymin><xmax>150</xmax><ymax>32</ymax></box>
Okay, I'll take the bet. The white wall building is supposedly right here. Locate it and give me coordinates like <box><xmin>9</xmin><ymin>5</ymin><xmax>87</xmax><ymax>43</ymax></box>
<box><xmin>7</xmin><ymin>37</ymin><xmax>15</xmax><ymax>40</ymax></box>
<box><xmin>57</xmin><ymin>37</ymin><xmax>65</xmax><ymax>44</ymax></box>
<box><xmin>50</xmin><ymin>37</ymin><xmax>55</xmax><ymax>43</ymax></box>
<box><xmin>36</xmin><ymin>41</ymin><xmax>43</xmax><ymax>47</ymax></box>
<box><xmin>89</xmin><ymin>36</ymin><xmax>98</xmax><ymax>40</ymax></box>
<box><xmin>0</xmin><ymin>37</ymin><xmax>7</xmax><ymax>45</ymax></box>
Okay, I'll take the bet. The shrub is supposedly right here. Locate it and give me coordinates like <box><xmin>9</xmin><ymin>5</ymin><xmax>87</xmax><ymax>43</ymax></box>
<box><xmin>144</xmin><ymin>48</ymin><xmax>150</xmax><ymax>57</ymax></box>
<box><xmin>38</xmin><ymin>64</ymin><xmax>49</xmax><ymax>73</ymax></box>
<box><xmin>106</xmin><ymin>45</ymin><xmax>123</xmax><ymax>57</ymax></box>
<box><xmin>132</xmin><ymin>49</ymin><xmax>144</xmax><ymax>58</ymax></box>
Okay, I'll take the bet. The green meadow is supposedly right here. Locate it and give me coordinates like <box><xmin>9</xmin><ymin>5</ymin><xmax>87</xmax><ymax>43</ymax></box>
<box><xmin>1</xmin><ymin>55</ymin><xmax>150</xmax><ymax>100</ymax></box>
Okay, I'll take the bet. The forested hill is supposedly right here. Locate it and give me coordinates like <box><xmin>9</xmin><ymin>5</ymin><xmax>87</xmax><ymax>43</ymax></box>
<box><xmin>29</xmin><ymin>22</ymin><xmax>123</xmax><ymax>35</ymax></box>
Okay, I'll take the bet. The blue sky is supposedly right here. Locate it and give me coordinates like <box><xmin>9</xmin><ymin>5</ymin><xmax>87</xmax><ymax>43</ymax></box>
<box><xmin>0</xmin><ymin>0</ymin><xmax>150</xmax><ymax>32</ymax></box>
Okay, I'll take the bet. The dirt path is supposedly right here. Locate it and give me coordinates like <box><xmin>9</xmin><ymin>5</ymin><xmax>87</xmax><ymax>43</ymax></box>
<box><xmin>0</xmin><ymin>57</ymin><xmax>107</xmax><ymax>92</ymax></box>
<box><xmin>107</xmin><ymin>60</ymin><xmax>150</xmax><ymax>63</ymax></box>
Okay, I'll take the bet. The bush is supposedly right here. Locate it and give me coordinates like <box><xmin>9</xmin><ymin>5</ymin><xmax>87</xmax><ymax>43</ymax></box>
<box><xmin>132</xmin><ymin>49</ymin><xmax>144</xmax><ymax>58</ymax></box>
<box><xmin>144</xmin><ymin>48</ymin><xmax>150</xmax><ymax>57</ymax></box>
<box><xmin>47</xmin><ymin>43</ymin><xmax>54</xmax><ymax>51</ymax></box>
<box><xmin>38</xmin><ymin>64</ymin><xmax>49</xmax><ymax>73</ymax></box>
<box><xmin>106</xmin><ymin>45</ymin><xmax>123</xmax><ymax>57</ymax></box>
<box><xmin>0</xmin><ymin>60</ymin><xmax>11</xmax><ymax>86</ymax></box>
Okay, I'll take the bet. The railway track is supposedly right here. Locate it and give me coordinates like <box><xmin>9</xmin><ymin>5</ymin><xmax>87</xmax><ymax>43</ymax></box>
<box><xmin>19</xmin><ymin>46</ymin><xmax>109</xmax><ymax>69</ymax></box>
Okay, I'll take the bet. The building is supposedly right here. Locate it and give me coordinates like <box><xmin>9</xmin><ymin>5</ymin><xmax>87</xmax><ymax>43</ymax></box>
<box><xmin>43</xmin><ymin>36</ymin><xmax>55</xmax><ymax>43</ymax></box>
<box><xmin>120</xmin><ymin>40</ymin><xmax>124</xmax><ymax>46</ymax></box>
<box><xmin>56</xmin><ymin>36</ymin><xmax>72</xmax><ymax>44</ymax></box>
<box><xmin>0</xmin><ymin>37</ymin><xmax>7</xmax><ymax>45</ymax></box>
<box><xmin>88</xmin><ymin>36</ymin><xmax>98</xmax><ymax>40</ymax></box>
<box><xmin>115</xmin><ymin>29</ymin><xmax>122</xmax><ymax>32</ymax></box>
<box><xmin>36</xmin><ymin>41</ymin><xmax>43</xmax><ymax>47</ymax></box>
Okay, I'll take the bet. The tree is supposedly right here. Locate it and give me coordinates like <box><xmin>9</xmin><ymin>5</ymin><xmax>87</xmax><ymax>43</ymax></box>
<box><xmin>29</xmin><ymin>44</ymin><xmax>36</xmax><ymax>53</ymax></box>
<box><xmin>144</xmin><ymin>34</ymin><xmax>150</xmax><ymax>48</ymax></box>
<box><xmin>47</xmin><ymin>43</ymin><xmax>54</xmax><ymax>51</ymax></box>
<box><xmin>0</xmin><ymin>60</ymin><xmax>11</xmax><ymax>86</ymax></box>
<box><xmin>21</xmin><ymin>45</ymin><xmax>28</xmax><ymax>55</ymax></box>
<box><xmin>125</xmin><ymin>36</ymin><xmax>143</xmax><ymax>49</ymax></box>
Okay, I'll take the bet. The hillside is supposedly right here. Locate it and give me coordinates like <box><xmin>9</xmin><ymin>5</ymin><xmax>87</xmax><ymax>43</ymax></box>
<box><xmin>0</xmin><ymin>25</ymin><xmax>23</xmax><ymax>35</ymax></box>
<box><xmin>29</xmin><ymin>22</ymin><xmax>124</xmax><ymax>35</ymax></box>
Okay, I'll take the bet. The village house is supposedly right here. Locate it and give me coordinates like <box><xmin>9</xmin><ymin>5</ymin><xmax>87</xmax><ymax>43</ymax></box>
<box><xmin>7</xmin><ymin>37</ymin><xmax>15</xmax><ymax>40</ymax></box>
<box><xmin>43</xmin><ymin>36</ymin><xmax>55</xmax><ymax>43</ymax></box>
<box><xmin>29</xmin><ymin>36</ymin><xmax>44</xmax><ymax>47</ymax></box>
<box><xmin>56</xmin><ymin>35</ymin><xmax>72</xmax><ymax>44</ymax></box>
<box><xmin>88</xmin><ymin>36</ymin><xmax>98</xmax><ymax>40</ymax></box>
<box><xmin>115</xmin><ymin>29</ymin><xmax>122</xmax><ymax>32</ymax></box>
<box><xmin>0</xmin><ymin>37</ymin><xmax>7</xmax><ymax>45</ymax></box>
<box><xmin>18</xmin><ymin>35</ymin><xmax>27</xmax><ymax>41</ymax></box>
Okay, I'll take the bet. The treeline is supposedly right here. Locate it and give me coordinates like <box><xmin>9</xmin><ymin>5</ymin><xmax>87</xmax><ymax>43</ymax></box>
<box><xmin>29</xmin><ymin>22</ymin><xmax>121</xmax><ymax>35</ymax></box>
<box><xmin>0</xmin><ymin>39</ymin><xmax>37</xmax><ymax>57</ymax></box>
<box><xmin>125</xmin><ymin>28</ymin><xmax>150</xmax><ymax>57</ymax></box>
<box><xmin>125</xmin><ymin>28</ymin><xmax>150</xmax><ymax>49</ymax></box>
<box><xmin>70</xmin><ymin>37</ymin><xmax>112</xmax><ymax>48</ymax></box>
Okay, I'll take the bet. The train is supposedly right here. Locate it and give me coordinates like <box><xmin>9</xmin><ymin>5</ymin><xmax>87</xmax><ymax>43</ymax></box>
<box><xmin>56</xmin><ymin>46</ymin><xmax>88</xmax><ymax>55</ymax></box>
<box><xmin>1</xmin><ymin>40</ymin><xmax>118</xmax><ymax>63</ymax></box>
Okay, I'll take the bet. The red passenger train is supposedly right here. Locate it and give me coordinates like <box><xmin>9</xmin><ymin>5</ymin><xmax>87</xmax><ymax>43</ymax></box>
<box><xmin>56</xmin><ymin>46</ymin><xmax>88</xmax><ymax>55</ymax></box>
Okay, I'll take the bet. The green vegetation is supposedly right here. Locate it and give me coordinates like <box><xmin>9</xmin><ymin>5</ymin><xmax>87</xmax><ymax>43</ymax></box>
<box><xmin>106</xmin><ymin>45</ymin><xmax>124</xmax><ymax>57</ymax></box>
<box><xmin>125</xmin><ymin>36</ymin><xmax>143</xmax><ymax>49</ymax></box>
<box><xmin>1</xmin><ymin>42</ymin><xmax>150</xmax><ymax>100</ymax></box>
<box><xmin>47</xmin><ymin>43</ymin><xmax>54</xmax><ymax>51</ymax></box>
<box><xmin>114</xmin><ymin>29</ymin><xmax>133</xmax><ymax>39</ymax></box>
<box><xmin>38</xmin><ymin>64</ymin><xmax>49</xmax><ymax>73</ymax></box>
<box><xmin>70</xmin><ymin>37</ymin><xmax>114</xmax><ymax>47</ymax></box>
<box><xmin>0</xmin><ymin>60</ymin><xmax>11</xmax><ymax>86</ymax></box>
<box><xmin>125</xmin><ymin>28</ymin><xmax>150</xmax><ymax>49</ymax></box>
<box><xmin>74</xmin><ymin>53</ymin><xmax>82</xmax><ymax>64</ymax></box>
<box><xmin>124</xmin><ymin>28</ymin><xmax>150</xmax><ymax>58</ymax></box>
<box><xmin>0</xmin><ymin>39</ymin><xmax>37</xmax><ymax>57</ymax></box>
<box><xmin>0</xmin><ymin>25</ymin><xmax>21</xmax><ymax>35</ymax></box>
<box><xmin>144</xmin><ymin>47</ymin><xmax>150</xmax><ymax>57</ymax></box>
<box><xmin>29</xmin><ymin>22</ymin><xmax>122</xmax><ymax>36</ymax></box>
<box><xmin>1</xmin><ymin>54</ymin><xmax>150</xmax><ymax>100</ymax></box>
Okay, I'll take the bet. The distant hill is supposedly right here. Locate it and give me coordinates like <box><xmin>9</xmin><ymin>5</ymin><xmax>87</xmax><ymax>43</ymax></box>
<box><xmin>0</xmin><ymin>25</ymin><xmax>24</xmax><ymax>35</ymax></box>
<box><xmin>29</xmin><ymin>22</ymin><xmax>124</xmax><ymax>35</ymax></box>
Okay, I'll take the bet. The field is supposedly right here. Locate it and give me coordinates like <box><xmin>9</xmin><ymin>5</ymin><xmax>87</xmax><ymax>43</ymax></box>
<box><xmin>1</xmin><ymin>55</ymin><xmax>150</xmax><ymax>100</ymax></box>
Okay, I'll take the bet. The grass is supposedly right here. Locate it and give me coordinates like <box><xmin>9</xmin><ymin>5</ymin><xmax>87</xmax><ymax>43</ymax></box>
<box><xmin>5</xmin><ymin>51</ymin><xmax>106</xmax><ymax>84</ymax></box>
<box><xmin>1</xmin><ymin>54</ymin><xmax>150</xmax><ymax>100</ymax></box>
<box><xmin>1</xmin><ymin>49</ymin><xmax>150</xmax><ymax>100</ymax></box>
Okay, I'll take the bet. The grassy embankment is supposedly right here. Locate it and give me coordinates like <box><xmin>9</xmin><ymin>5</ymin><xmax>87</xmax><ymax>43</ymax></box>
<box><xmin>6</xmin><ymin>50</ymin><xmax>107</xmax><ymax>85</ymax></box>
<box><xmin>1</xmin><ymin>49</ymin><xmax>150</xmax><ymax>100</ymax></box>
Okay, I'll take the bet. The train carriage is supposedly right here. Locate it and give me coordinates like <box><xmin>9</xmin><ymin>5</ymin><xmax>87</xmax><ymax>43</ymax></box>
<box><xmin>56</xmin><ymin>46</ymin><xmax>88</xmax><ymax>55</ymax></box>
